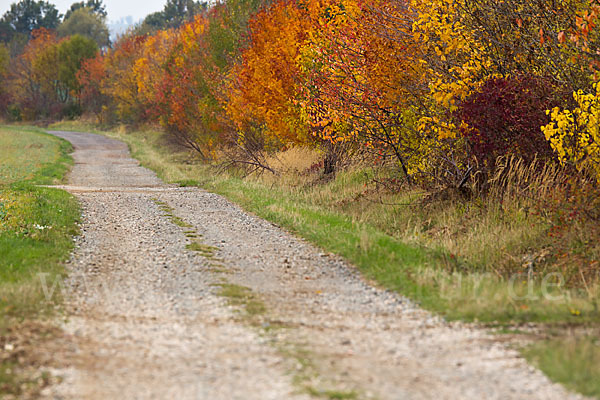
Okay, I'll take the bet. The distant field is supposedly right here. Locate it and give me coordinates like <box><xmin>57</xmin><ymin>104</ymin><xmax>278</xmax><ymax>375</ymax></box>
<box><xmin>0</xmin><ymin>125</ymin><xmax>79</xmax><ymax>397</ymax></box>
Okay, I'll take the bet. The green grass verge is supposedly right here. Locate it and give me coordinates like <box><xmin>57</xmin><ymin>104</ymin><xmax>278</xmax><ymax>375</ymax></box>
<box><xmin>0</xmin><ymin>125</ymin><xmax>79</xmax><ymax>397</ymax></box>
<box><xmin>524</xmin><ymin>336</ymin><xmax>600</xmax><ymax>398</ymax></box>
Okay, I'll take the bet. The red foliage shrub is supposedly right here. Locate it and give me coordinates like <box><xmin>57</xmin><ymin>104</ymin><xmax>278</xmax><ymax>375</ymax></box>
<box><xmin>455</xmin><ymin>75</ymin><xmax>567</xmax><ymax>173</ymax></box>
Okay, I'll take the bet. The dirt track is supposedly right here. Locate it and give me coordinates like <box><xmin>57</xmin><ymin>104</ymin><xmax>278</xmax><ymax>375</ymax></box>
<box><xmin>44</xmin><ymin>130</ymin><xmax>584</xmax><ymax>399</ymax></box>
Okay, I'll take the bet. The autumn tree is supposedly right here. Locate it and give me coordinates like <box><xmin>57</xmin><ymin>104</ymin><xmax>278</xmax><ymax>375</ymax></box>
<box><xmin>8</xmin><ymin>28</ymin><xmax>61</xmax><ymax>118</ymax></box>
<box><xmin>132</xmin><ymin>28</ymin><xmax>175</xmax><ymax>115</ymax></box>
<box><xmin>6</xmin><ymin>28</ymin><xmax>99</xmax><ymax>119</ymax></box>
<box><xmin>541</xmin><ymin>1</ymin><xmax>600</xmax><ymax>182</ymax></box>
<box><xmin>153</xmin><ymin>14</ymin><xmax>227</xmax><ymax>158</ymax></box>
<box><xmin>76</xmin><ymin>54</ymin><xmax>107</xmax><ymax>119</ymax></box>
<box><xmin>0</xmin><ymin>44</ymin><xmax>10</xmax><ymax>113</ymax></box>
<box><xmin>100</xmin><ymin>34</ymin><xmax>147</xmax><ymax>124</ymax></box>
<box><xmin>151</xmin><ymin>0</ymin><xmax>265</xmax><ymax>160</ymax></box>
<box><xmin>57</xmin><ymin>34</ymin><xmax>97</xmax><ymax>101</ymax></box>
<box><xmin>297</xmin><ymin>0</ymin><xmax>429</xmax><ymax>178</ymax></box>
<box><xmin>58</xmin><ymin>7</ymin><xmax>110</xmax><ymax>48</ymax></box>
<box><xmin>404</xmin><ymin>0</ymin><xmax>586</xmax><ymax>184</ymax></box>
<box><xmin>226</xmin><ymin>0</ymin><xmax>314</xmax><ymax>151</ymax></box>
<box><xmin>225</xmin><ymin>0</ymin><xmax>429</xmax><ymax>176</ymax></box>
<box><xmin>456</xmin><ymin>75</ymin><xmax>565</xmax><ymax>176</ymax></box>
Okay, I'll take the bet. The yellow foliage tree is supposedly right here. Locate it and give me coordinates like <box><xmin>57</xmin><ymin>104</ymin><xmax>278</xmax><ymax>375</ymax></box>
<box><xmin>410</xmin><ymin>0</ymin><xmax>493</xmax><ymax>140</ymax></box>
<box><xmin>101</xmin><ymin>35</ymin><xmax>147</xmax><ymax>123</ymax></box>
<box><xmin>543</xmin><ymin>85</ymin><xmax>600</xmax><ymax>181</ymax></box>
<box><xmin>133</xmin><ymin>28</ymin><xmax>176</xmax><ymax>113</ymax></box>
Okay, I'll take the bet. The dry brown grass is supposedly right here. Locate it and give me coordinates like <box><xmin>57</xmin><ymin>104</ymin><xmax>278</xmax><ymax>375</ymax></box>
<box><xmin>487</xmin><ymin>155</ymin><xmax>565</xmax><ymax>201</ymax></box>
<box><xmin>265</xmin><ymin>147</ymin><xmax>323</xmax><ymax>175</ymax></box>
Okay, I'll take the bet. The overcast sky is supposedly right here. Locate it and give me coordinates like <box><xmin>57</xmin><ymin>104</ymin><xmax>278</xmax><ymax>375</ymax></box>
<box><xmin>0</xmin><ymin>0</ymin><xmax>166</xmax><ymax>22</ymax></box>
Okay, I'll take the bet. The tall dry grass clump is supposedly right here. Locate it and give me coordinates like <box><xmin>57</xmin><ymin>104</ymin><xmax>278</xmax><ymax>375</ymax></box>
<box><xmin>487</xmin><ymin>155</ymin><xmax>566</xmax><ymax>204</ymax></box>
<box><xmin>485</xmin><ymin>155</ymin><xmax>599</xmax><ymax>288</ymax></box>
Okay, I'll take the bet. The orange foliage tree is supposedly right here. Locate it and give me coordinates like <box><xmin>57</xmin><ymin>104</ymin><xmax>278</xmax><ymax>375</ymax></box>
<box><xmin>77</xmin><ymin>54</ymin><xmax>108</xmax><ymax>120</ymax></box>
<box><xmin>225</xmin><ymin>0</ymin><xmax>366</xmax><ymax>171</ymax></box>
<box><xmin>226</xmin><ymin>0</ymin><xmax>311</xmax><ymax>149</ymax></box>
<box><xmin>153</xmin><ymin>0</ymin><xmax>266</xmax><ymax>160</ymax></box>
<box><xmin>100</xmin><ymin>34</ymin><xmax>148</xmax><ymax>124</ymax></box>
<box><xmin>153</xmin><ymin>14</ymin><xmax>225</xmax><ymax>158</ymax></box>
<box><xmin>297</xmin><ymin>0</ymin><xmax>428</xmax><ymax>179</ymax></box>
<box><xmin>9</xmin><ymin>28</ymin><xmax>61</xmax><ymax>119</ymax></box>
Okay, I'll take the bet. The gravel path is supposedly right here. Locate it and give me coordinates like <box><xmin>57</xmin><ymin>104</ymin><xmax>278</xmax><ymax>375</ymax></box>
<box><xmin>44</xmin><ymin>130</ymin><xmax>584</xmax><ymax>399</ymax></box>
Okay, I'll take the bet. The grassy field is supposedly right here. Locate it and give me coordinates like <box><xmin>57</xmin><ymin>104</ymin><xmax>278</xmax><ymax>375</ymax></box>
<box><xmin>50</xmin><ymin>120</ymin><xmax>600</xmax><ymax>398</ymax></box>
<box><xmin>0</xmin><ymin>125</ymin><xmax>79</xmax><ymax>398</ymax></box>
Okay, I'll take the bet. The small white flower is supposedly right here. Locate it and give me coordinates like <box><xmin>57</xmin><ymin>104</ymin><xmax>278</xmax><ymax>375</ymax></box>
<box><xmin>34</xmin><ymin>224</ymin><xmax>52</xmax><ymax>230</ymax></box>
